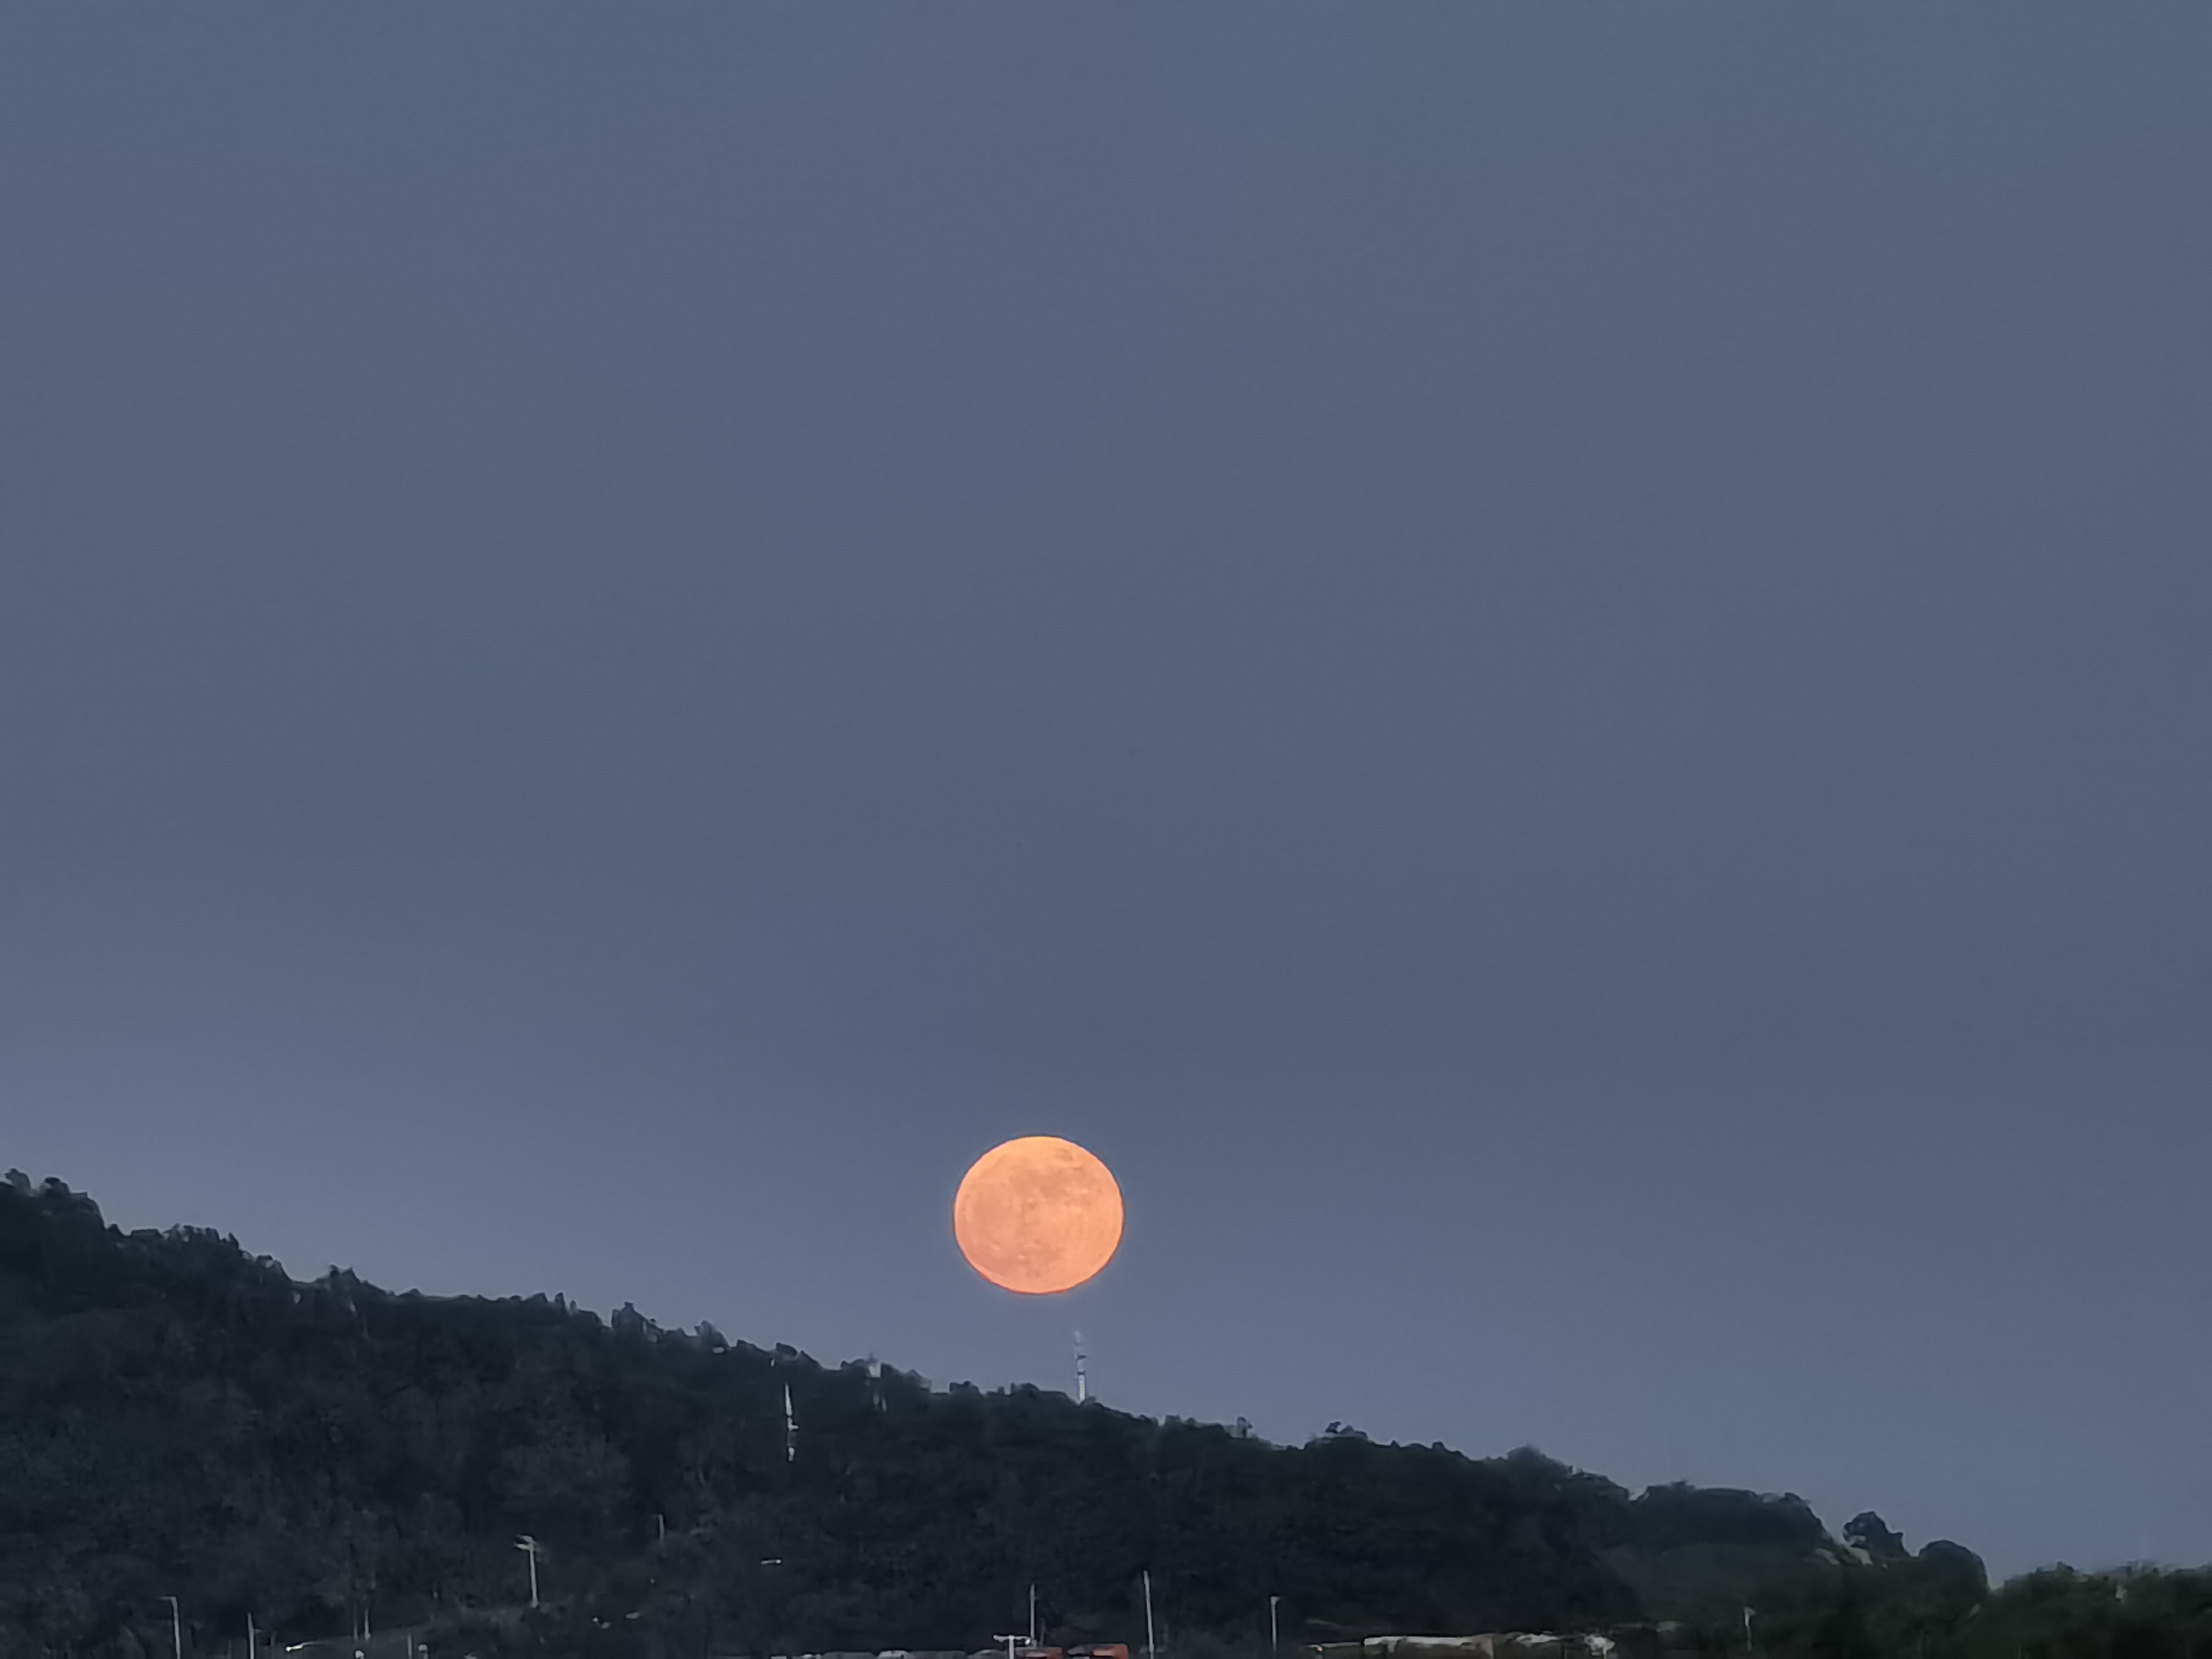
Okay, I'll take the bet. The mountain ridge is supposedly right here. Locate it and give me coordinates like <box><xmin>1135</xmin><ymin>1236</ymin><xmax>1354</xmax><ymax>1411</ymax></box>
<box><xmin>0</xmin><ymin>1170</ymin><xmax>2161</xmax><ymax>1659</ymax></box>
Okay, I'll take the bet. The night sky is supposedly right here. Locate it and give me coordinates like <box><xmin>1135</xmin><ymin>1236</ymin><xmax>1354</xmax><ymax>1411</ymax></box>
<box><xmin>4</xmin><ymin>6</ymin><xmax>2208</xmax><ymax>1584</ymax></box>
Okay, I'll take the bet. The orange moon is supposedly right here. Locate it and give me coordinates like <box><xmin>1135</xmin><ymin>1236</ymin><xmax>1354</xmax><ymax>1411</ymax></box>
<box><xmin>953</xmin><ymin>1136</ymin><xmax>1124</xmax><ymax>1296</ymax></box>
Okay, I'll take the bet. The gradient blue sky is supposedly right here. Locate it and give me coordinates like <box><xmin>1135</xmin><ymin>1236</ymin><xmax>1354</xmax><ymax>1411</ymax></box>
<box><xmin>3</xmin><ymin>5</ymin><xmax>2208</xmax><ymax>1584</ymax></box>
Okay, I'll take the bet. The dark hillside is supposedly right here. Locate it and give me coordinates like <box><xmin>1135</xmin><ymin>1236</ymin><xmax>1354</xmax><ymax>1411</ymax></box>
<box><xmin>0</xmin><ymin>1172</ymin><xmax>2157</xmax><ymax>1659</ymax></box>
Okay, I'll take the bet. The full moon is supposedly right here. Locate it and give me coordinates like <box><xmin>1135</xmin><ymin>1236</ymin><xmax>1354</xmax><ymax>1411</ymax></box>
<box><xmin>953</xmin><ymin>1136</ymin><xmax>1124</xmax><ymax>1296</ymax></box>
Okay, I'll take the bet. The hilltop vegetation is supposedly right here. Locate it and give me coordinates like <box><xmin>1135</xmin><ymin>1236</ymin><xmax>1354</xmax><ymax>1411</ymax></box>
<box><xmin>0</xmin><ymin>1174</ymin><xmax>2197</xmax><ymax>1659</ymax></box>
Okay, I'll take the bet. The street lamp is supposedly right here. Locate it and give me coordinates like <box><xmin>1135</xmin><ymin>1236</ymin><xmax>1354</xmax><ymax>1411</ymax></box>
<box><xmin>161</xmin><ymin>1597</ymin><xmax>183</xmax><ymax>1659</ymax></box>
<box><xmin>1269</xmin><ymin>1597</ymin><xmax>1281</xmax><ymax>1656</ymax></box>
<box><xmin>515</xmin><ymin>1536</ymin><xmax>542</xmax><ymax>1608</ymax></box>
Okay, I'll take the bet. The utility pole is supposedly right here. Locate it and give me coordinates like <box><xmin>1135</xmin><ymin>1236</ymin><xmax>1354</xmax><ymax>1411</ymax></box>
<box><xmin>246</xmin><ymin>1614</ymin><xmax>254</xmax><ymax>1659</ymax></box>
<box><xmin>515</xmin><ymin>1536</ymin><xmax>542</xmax><ymax>1608</ymax></box>
<box><xmin>163</xmin><ymin>1597</ymin><xmax>183</xmax><ymax>1659</ymax></box>
<box><xmin>1143</xmin><ymin>1571</ymin><xmax>1157</xmax><ymax>1659</ymax></box>
<box><xmin>1029</xmin><ymin>1584</ymin><xmax>1038</xmax><ymax>1645</ymax></box>
<box><xmin>1743</xmin><ymin>1607</ymin><xmax>1755</xmax><ymax>1656</ymax></box>
<box><xmin>1269</xmin><ymin>1596</ymin><xmax>1280</xmax><ymax>1655</ymax></box>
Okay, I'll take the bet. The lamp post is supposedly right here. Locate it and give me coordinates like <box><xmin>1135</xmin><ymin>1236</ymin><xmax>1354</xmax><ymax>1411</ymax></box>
<box><xmin>515</xmin><ymin>1536</ymin><xmax>542</xmax><ymax>1608</ymax></box>
<box><xmin>163</xmin><ymin>1597</ymin><xmax>183</xmax><ymax>1659</ymax></box>
<box><xmin>1143</xmin><ymin>1572</ymin><xmax>1156</xmax><ymax>1659</ymax></box>
<box><xmin>1269</xmin><ymin>1597</ymin><xmax>1280</xmax><ymax>1656</ymax></box>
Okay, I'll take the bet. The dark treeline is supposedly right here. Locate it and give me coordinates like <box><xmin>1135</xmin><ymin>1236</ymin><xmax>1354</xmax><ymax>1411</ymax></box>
<box><xmin>0</xmin><ymin>1175</ymin><xmax>2201</xmax><ymax>1659</ymax></box>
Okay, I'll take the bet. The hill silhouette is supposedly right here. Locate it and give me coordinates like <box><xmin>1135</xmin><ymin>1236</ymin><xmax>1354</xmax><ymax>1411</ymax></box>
<box><xmin>0</xmin><ymin>1173</ymin><xmax>2194</xmax><ymax>1659</ymax></box>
